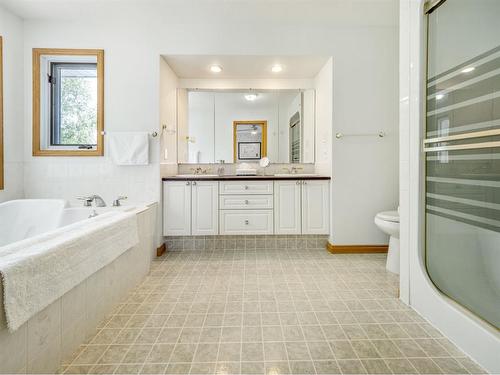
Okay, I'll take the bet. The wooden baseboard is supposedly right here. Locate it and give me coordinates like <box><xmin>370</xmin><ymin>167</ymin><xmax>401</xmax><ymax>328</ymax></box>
<box><xmin>326</xmin><ymin>242</ymin><xmax>388</xmax><ymax>254</ymax></box>
<box><xmin>156</xmin><ymin>243</ymin><xmax>167</xmax><ymax>257</ymax></box>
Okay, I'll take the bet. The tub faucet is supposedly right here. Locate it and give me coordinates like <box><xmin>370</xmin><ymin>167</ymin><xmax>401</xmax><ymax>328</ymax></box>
<box><xmin>90</xmin><ymin>195</ymin><xmax>107</xmax><ymax>207</ymax></box>
<box><xmin>77</xmin><ymin>196</ymin><xmax>93</xmax><ymax>207</ymax></box>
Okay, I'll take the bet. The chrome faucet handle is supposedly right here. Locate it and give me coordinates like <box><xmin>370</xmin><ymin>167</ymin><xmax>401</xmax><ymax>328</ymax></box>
<box><xmin>77</xmin><ymin>196</ymin><xmax>94</xmax><ymax>207</ymax></box>
<box><xmin>112</xmin><ymin>196</ymin><xmax>128</xmax><ymax>207</ymax></box>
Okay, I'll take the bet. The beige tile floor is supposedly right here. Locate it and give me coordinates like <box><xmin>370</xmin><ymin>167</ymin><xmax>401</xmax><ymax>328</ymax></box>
<box><xmin>61</xmin><ymin>248</ymin><xmax>487</xmax><ymax>374</ymax></box>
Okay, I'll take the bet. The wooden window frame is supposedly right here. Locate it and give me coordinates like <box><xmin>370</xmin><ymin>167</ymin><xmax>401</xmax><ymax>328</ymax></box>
<box><xmin>233</xmin><ymin>120</ymin><xmax>268</xmax><ymax>162</ymax></box>
<box><xmin>32</xmin><ymin>48</ymin><xmax>104</xmax><ymax>156</ymax></box>
<box><xmin>0</xmin><ymin>36</ymin><xmax>3</xmax><ymax>189</ymax></box>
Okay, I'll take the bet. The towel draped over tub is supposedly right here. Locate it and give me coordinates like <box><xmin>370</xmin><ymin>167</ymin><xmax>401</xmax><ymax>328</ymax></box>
<box><xmin>0</xmin><ymin>211</ymin><xmax>139</xmax><ymax>332</ymax></box>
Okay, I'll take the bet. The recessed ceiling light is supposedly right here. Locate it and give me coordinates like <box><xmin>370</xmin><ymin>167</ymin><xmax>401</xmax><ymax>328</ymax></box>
<box><xmin>271</xmin><ymin>64</ymin><xmax>283</xmax><ymax>73</ymax></box>
<box><xmin>210</xmin><ymin>65</ymin><xmax>223</xmax><ymax>73</ymax></box>
<box><xmin>436</xmin><ymin>93</ymin><xmax>445</xmax><ymax>100</ymax></box>
<box><xmin>461</xmin><ymin>66</ymin><xmax>475</xmax><ymax>73</ymax></box>
<box><xmin>245</xmin><ymin>94</ymin><xmax>258</xmax><ymax>101</ymax></box>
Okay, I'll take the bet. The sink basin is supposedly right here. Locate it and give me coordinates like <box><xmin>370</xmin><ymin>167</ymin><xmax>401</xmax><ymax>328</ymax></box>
<box><xmin>273</xmin><ymin>173</ymin><xmax>319</xmax><ymax>177</ymax></box>
<box><xmin>176</xmin><ymin>174</ymin><xmax>219</xmax><ymax>178</ymax></box>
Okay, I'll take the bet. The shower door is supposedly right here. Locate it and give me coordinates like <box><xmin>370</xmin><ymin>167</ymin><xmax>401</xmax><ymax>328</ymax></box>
<box><xmin>424</xmin><ymin>0</ymin><xmax>500</xmax><ymax>329</ymax></box>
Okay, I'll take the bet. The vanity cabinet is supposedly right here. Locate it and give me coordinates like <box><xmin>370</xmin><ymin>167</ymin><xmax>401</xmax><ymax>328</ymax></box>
<box><xmin>163</xmin><ymin>181</ymin><xmax>191</xmax><ymax>235</ymax></box>
<box><xmin>163</xmin><ymin>181</ymin><xmax>218</xmax><ymax>236</ymax></box>
<box><xmin>274</xmin><ymin>181</ymin><xmax>301</xmax><ymax>234</ymax></box>
<box><xmin>163</xmin><ymin>178</ymin><xmax>329</xmax><ymax>237</ymax></box>
<box><xmin>219</xmin><ymin>181</ymin><xmax>274</xmax><ymax>235</ymax></box>
<box><xmin>274</xmin><ymin>180</ymin><xmax>329</xmax><ymax>235</ymax></box>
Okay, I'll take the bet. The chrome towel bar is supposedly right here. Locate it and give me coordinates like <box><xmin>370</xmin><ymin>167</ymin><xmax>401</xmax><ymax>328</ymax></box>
<box><xmin>101</xmin><ymin>131</ymin><xmax>158</xmax><ymax>137</ymax></box>
<box><xmin>335</xmin><ymin>131</ymin><xmax>386</xmax><ymax>139</ymax></box>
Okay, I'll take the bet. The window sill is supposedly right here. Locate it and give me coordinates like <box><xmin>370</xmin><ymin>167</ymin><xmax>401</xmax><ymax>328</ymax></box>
<box><xmin>32</xmin><ymin>148</ymin><xmax>104</xmax><ymax>157</ymax></box>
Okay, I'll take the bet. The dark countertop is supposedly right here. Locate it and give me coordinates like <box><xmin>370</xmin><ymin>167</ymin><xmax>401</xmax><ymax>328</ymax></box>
<box><xmin>162</xmin><ymin>175</ymin><xmax>331</xmax><ymax>181</ymax></box>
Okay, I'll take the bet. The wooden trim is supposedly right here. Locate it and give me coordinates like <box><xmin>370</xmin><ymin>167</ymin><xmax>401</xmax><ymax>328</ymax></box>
<box><xmin>156</xmin><ymin>243</ymin><xmax>167</xmax><ymax>257</ymax></box>
<box><xmin>233</xmin><ymin>120</ymin><xmax>268</xmax><ymax>162</ymax></box>
<box><xmin>0</xmin><ymin>36</ymin><xmax>3</xmax><ymax>190</ymax></box>
<box><xmin>32</xmin><ymin>48</ymin><xmax>104</xmax><ymax>157</ymax></box>
<box><xmin>326</xmin><ymin>242</ymin><xmax>388</xmax><ymax>254</ymax></box>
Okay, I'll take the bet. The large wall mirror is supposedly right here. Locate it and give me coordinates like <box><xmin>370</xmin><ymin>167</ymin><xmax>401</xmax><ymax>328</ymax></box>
<box><xmin>178</xmin><ymin>89</ymin><xmax>315</xmax><ymax>164</ymax></box>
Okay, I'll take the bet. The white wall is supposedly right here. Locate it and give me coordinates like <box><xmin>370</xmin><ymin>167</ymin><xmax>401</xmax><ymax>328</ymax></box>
<box><xmin>329</xmin><ymin>32</ymin><xmax>399</xmax><ymax>245</ymax></box>
<box><xmin>400</xmin><ymin>0</ymin><xmax>500</xmax><ymax>372</ymax></box>
<box><xmin>22</xmin><ymin>19</ymin><xmax>161</xmax><ymax>210</ymax></box>
<box><xmin>0</xmin><ymin>5</ymin><xmax>24</xmax><ymax>203</ymax></box>
<box><xmin>159</xmin><ymin>57</ymin><xmax>178</xmax><ymax>165</ymax></box>
<box><xmin>314</xmin><ymin>58</ymin><xmax>333</xmax><ymax>176</ymax></box>
<box><xmin>14</xmin><ymin>0</ymin><xmax>398</xmax><ymax>247</ymax></box>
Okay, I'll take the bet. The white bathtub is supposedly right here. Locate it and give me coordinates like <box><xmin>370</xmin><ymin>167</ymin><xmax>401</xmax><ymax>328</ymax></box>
<box><xmin>0</xmin><ymin>199</ymin><xmax>136</xmax><ymax>247</ymax></box>
<box><xmin>0</xmin><ymin>199</ymin><xmax>157</xmax><ymax>373</ymax></box>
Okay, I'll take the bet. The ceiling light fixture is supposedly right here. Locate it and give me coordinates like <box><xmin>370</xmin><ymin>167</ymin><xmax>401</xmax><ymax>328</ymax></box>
<box><xmin>461</xmin><ymin>66</ymin><xmax>475</xmax><ymax>73</ymax></box>
<box><xmin>271</xmin><ymin>64</ymin><xmax>283</xmax><ymax>73</ymax></box>
<box><xmin>209</xmin><ymin>65</ymin><xmax>223</xmax><ymax>73</ymax></box>
<box><xmin>245</xmin><ymin>93</ymin><xmax>258</xmax><ymax>101</ymax></box>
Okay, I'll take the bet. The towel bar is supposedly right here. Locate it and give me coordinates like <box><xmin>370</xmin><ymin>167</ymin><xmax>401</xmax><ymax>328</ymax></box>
<box><xmin>101</xmin><ymin>131</ymin><xmax>158</xmax><ymax>137</ymax></box>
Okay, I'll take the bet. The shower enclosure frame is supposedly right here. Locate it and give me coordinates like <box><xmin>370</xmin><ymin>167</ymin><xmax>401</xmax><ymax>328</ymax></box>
<box><xmin>399</xmin><ymin>0</ymin><xmax>500</xmax><ymax>372</ymax></box>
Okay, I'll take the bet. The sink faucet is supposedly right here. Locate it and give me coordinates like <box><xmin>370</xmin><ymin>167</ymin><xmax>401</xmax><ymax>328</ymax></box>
<box><xmin>190</xmin><ymin>167</ymin><xmax>212</xmax><ymax>175</ymax></box>
<box><xmin>282</xmin><ymin>166</ymin><xmax>303</xmax><ymax>174</ymax></box>
<box><xmin>190</xmin><ymin>167</ymin><xmax>203</xmax><ymax>175</ymax></box>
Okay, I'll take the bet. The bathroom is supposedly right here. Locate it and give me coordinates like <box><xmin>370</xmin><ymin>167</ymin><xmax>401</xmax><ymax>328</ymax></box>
<box><xmin>0</xmin><ymin>0</ymin><xmax>499</xmax><ymax>374</ymax></box>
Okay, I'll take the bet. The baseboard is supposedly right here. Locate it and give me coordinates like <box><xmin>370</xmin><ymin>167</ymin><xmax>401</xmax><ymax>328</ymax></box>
<box><xmin>326</xmin><ymin>242</ymin><xmax>388</xmax><ymax>254</ymax></box>
<box><xmin>156</xmin><ymin>243</ymin><xmax>167</xmax><ymax>257</ymax></box>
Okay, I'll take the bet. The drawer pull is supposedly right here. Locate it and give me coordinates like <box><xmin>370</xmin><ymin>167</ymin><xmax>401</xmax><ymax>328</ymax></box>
<box><xmin>245</xmin><ymin>200</ymin><xmax>249</xmax><ymax>204</ymax></box>
<box><xmin>245</xmin><ymin>220</ymin><xmax>249</xmax><ymax>225</ymax></box>
<box><xmin>186</xmin><ymin>181</ymin><xmax>190</xmax><ymax>186</ymax></box>
<box><xmin>244</xmin><ymin>185</ymin><xmax>249</xmax><ymax>190</ymax></box>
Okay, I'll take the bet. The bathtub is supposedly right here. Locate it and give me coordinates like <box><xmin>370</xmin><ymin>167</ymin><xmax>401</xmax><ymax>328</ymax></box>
<box><xmin>0</xmin><ymin>199</ymin><xmax>136</xmax><ymax>247</ymax></box>
<box><xmin>0</xmin><ymin>199</ymin><xmax>157</xmax><ymax>373</ymax></box>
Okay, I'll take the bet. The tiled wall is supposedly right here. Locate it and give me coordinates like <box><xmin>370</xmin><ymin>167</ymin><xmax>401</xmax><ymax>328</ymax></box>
<box><xmin>165</xmin><ymin>235</ymin><xmax>329</xmax><ymax>251</ymax></box>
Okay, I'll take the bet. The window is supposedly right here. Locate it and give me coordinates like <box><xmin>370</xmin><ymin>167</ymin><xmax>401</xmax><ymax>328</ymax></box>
<box><xmin>33</xmin><ymin>49</ymin><xmax>104</xmax><ymax>156</ymax></box>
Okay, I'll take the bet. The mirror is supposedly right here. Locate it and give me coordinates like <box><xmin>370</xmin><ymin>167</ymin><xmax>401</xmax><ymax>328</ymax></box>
<box><xmin>178</xmin><ymin>89</ymin><xmax>315</xmax><ymax>164</ymax></box>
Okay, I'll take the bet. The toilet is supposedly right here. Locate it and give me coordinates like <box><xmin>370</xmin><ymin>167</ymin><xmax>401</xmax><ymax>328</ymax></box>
<box><xmin>374</xmin><ymin>209</ymin><xmax>400</xmax><ymax>274</ymax></box>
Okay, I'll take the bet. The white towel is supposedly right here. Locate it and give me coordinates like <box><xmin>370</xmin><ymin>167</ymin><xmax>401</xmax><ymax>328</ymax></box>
<box><xmin>109</xmin><ymin>132</ymin><xmax>149</xmax><ymax>165</ymax></box>
<box><xmin>0</xmin><ymin>211</ymin><xmax>139</xmax><ymax>331</ymax></box>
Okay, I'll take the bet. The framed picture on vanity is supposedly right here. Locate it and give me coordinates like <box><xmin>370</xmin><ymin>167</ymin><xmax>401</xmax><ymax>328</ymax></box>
<box><xmin>238</xmin><ymin>142</ymin><xmax>261</xmax><ymax>160</ymax></box>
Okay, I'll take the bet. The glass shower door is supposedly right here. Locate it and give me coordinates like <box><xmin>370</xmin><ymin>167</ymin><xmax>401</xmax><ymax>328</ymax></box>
<box><xmin>424</xmin><ymin>0</ymin><xmax>500</xmax><ymax>329</ymax></box>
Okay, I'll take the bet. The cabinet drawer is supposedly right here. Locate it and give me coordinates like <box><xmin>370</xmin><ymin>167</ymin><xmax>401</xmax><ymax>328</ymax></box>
<box><xmin>220</xmin><ymin>181</ymin><xmax>273</xmax><ymax>195</ymax></box>
<box><xmin>219</xmin><ymin>210</ymin><xmax>273</xmax><ymax>235</ymax></box>
<box><xmin>219</xmin><ymin>194</ymin><xmax>273</xmax><ymax>209</ymax></box>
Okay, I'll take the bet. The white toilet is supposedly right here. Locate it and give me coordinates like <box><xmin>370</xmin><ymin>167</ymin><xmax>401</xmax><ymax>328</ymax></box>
<box><xmin>374</xmin><ymin>209</ymin><xmax>400</xmax><ymax>274</ymax></box>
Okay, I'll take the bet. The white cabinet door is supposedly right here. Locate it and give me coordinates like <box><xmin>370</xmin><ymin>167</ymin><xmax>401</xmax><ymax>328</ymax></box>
<box><xmin>274</xmin><ymin>181</ymin><xmax>301</xmax><ymax>234</ymax></box>
<box><xmin>191</xmin><ymin>181</ymin><xmax>219</xmax><ymax>235</ymax></box>
<box><xmin>302</xmin><ymin>180</ymin><xmax>330</xmax><ymax>234</ymax></box>
<box><xmin>163</xmin><ymin>181</ymin><xmax>191</xmax><ymax>236</ymax></box>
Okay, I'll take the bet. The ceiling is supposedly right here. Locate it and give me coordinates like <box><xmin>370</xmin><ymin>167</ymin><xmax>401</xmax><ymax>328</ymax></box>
<box><xmin>0</xmin><ymin>0</ymin><xmax>399</xmax><ymax>26</ymax></box>
<box><xmin>163</xmin><ymin>55</ymin><xmax>329</xmax><ymax>79</ymax></box>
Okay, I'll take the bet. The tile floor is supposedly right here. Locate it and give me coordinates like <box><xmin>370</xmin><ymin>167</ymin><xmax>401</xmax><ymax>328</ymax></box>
<box><xmin>61</xmin><ymin>248</ymin><xmax>487</xmax><ymax>374</ymax></box>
